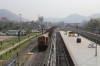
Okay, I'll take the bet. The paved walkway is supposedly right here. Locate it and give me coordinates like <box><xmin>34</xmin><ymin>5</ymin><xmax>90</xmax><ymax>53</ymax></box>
<box><xmin>0</xmin><ymin>34</ymin><xmax>39</xmax><ymax>55</ymax></box>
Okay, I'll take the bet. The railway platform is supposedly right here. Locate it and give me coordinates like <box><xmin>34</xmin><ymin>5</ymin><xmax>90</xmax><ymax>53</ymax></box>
<box><xmin>60</xmin><ymin>31</ymin><xmax>100</xmax><ymax>66</ymax></box>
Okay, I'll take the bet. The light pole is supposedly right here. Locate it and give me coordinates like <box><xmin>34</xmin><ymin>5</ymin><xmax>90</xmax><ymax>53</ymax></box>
<box><xmin>95</xmin><ymin>27</ymin><xmax>97</xmax><ymax>56</ymax></box>
<box><xmin>76</xmin><ymin>23</ymin><xmax>79</xmax><ymax>37</ymax></box>
<box><xmin>95</xmin><ymin>20</ymin><xmax>98</xmax><ymax>56</ymax></box>
<box><xmin>18</xmin><ymin>14</ymin><xmax>21</xmax><ymax>41</ymax></box>
<box><xmin>90</xmin><ymin>19</ymin><xmax>92</xmax><ymax>32</ymax></box>
<box><xmin>19</xmin><ymin>14</ymin><xmax>22</xmax><ymax>30</ymax></box>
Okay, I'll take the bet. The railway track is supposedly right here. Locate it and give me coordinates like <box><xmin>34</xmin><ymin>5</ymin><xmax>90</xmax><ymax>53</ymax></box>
<box><xmin>66</xmin><ymin>27</ymin><xmax>100</xmax><ymax>44</ymax></box>
<box><xmin>3</xmin><ymin>38</ymin><xmax>38</xmax><ymax>66</ymax></box>
<box><xmin>56</xmin><ymin>32</ymin><xmax>74</xmax><ymax>66</ymax></box>
<box><xmin>56</xmin><ymin>32</ymin><xmax>69</xmax><ymax>66</ymax></box>
<box><xmin>29</xmin><ymin>52</ymin><xmax>46</xmax><ymax>66</ymax></box>
<box><xmin>29</xmin><ymin>44</ymin><xmax>51</xmax><ymax>66</ymax></box>
<box><xmin>29</xmin><ymin>39</ymin><xmax>52</xmax><ymax>66</ymax></box>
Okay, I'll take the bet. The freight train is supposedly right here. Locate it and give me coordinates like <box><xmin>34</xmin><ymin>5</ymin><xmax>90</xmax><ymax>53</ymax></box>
<box><xmin>38</xmin><ymin>26</ymin><xmax>56</xmax><ymax>51</ymax></box>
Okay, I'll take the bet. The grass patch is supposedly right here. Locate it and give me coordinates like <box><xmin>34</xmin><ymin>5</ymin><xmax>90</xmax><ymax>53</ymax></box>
<box><xmin>0</xmin><ymin>33</ymin><xmax>41</xmax><ymax>52</ymax></box>
<box><xmin>0</xmin><ymin>34</ymin><xmax>41</xmax><ymax>60</ymax></box>
<box><xmin>0</xmin><ymin>40</ymin><xmax>30</xmax><ymax>60</ymax></box>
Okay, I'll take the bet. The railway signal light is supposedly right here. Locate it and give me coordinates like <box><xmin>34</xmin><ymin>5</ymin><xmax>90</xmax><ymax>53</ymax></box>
<box><xmin>18</xmin><ymin>30</ymin><xmax>21</xmax><ymax>41</ymax></box>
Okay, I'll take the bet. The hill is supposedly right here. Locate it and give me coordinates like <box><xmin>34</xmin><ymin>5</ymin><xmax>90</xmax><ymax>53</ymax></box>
<box><xmin>44</xmin><ymin>17</ymin><xmax>62</xmax><ymax>22</ymax></box>
<box><xmin>63</xmin><ymin>13</ymin><xmax>89</xmax><ymax>22</ymax></box>
<box><xmin>1</xmin><ymin>9</ymin><xmax>100</xmax><ymax>23</ymax></box>
<box><xmin>44</xmin><ymin>13</ymin><xmax>100</xmax><ymax>23</ymax></box>
<box><xmin>0</xmin><ymin>9</ymin><xmax>29</xmax><ymax>21</ymax></box>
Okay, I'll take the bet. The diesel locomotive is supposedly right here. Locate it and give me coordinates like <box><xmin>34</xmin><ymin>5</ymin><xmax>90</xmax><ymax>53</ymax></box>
<box><xmin>38</xmin><ymin>26</ymin><xmax>56</xmax><ymax>51</ymax></box>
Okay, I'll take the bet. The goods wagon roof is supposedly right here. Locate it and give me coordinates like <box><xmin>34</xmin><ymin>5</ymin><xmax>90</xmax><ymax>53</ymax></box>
<box><xmin>41</xmin><ymin>33</ymin><xmax>49</xmax><ymax>37</ymax></box>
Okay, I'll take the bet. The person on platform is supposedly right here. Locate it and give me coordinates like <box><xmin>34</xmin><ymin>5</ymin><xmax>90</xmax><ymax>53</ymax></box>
<box><xmin>91</xmin><ymin>42</ymin><xmax>96</xmax><ymax>48</ymax></box>
<box><xmin>88</xmin><ymin>42</ymin><xmax>96</xmax><ymax>48</ymax></box>
<box><xmin>88</xmin><ymin>44</ymin><xmax>91</xmax><ymax>48</ymax></box>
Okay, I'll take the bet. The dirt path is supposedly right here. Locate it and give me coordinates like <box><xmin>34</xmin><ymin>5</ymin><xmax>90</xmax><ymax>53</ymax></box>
<box><xmin>0</xmin><ymin>36</ymin><xmax>15</xmax><ymax>41</ymax></box>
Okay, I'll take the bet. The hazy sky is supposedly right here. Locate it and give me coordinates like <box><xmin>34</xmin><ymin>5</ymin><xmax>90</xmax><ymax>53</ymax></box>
<box><xmin>0</xmin><ymin>0</ymin><xmax>100</xmax><ymax>20</ymax></box>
